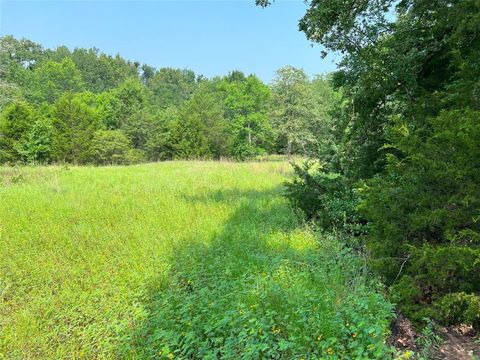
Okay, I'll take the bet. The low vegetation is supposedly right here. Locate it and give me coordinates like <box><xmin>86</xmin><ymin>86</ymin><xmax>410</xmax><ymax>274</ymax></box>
<box><xmin>0</xmin><ymin>161</ymin><xmax>393</xmax><ymax>358</ymax></box>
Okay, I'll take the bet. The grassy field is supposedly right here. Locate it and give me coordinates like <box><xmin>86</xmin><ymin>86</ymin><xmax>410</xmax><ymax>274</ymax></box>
<box><xmin>0</xmin><ymin>161</ymin><xmax>392</xmax><ymax>359</ymax></box>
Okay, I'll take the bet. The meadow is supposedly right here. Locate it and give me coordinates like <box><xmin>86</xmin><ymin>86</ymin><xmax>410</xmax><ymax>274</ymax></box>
<box><xmin>0</xmin><ymin>161</ymin><xmax>392</xmax><ymax>359</ymax></box>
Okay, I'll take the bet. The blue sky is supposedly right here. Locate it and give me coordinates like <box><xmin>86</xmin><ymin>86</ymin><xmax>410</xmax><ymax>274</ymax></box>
<box><xmin>0</xmin><ymin>0</ymin><xmax>339</xmax><ymax>82</ymax></box>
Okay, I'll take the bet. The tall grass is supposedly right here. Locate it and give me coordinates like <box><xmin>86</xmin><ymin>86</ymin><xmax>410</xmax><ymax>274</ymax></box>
<box><xmin>0</xmin><ymin>161</ymin><xmax>392</xmax><ymax>359</ymax></box>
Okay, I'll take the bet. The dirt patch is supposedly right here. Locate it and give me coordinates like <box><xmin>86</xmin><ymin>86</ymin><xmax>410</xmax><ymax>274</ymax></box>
<box><xmin>389</xmin><ymin>313</ymin><xmax>480</xmax><ymax>359</ymax></box>
<box><xmin>390</xmin><ymin>312</ymin><xmax>419</xmax><ymax>352</ymax></box>
<box><xmin>432</xmin><ymin>325</ymin><xmax>480</xmax><ymax>360</ymax></box>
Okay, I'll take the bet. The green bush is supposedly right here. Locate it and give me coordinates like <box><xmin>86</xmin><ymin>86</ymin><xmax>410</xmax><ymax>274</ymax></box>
<box><xmin>285</xmin><ymin>161</ymin><xmax>366</xmax><ymax>235</ymax></box>
<box><xmin>434</xmin><ymin>292</ymin><xmax>480</xmax><ymax>329</ymax></box>
<box><xmin>89</xmin><ymin>130</ymin><xmax>142</xmax><ymax>165</ymax></box>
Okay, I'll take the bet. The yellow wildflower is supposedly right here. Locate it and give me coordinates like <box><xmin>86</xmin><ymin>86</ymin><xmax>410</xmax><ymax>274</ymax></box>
<box><xmin>327</xmin><ymin>347</ymin><xmax>334</xmax><ymax>355</ymax></box>
<box><xmin>167</xmin><ymin>353</ymin><xmax>174</xmax><ymax>360</ymax></box>
<box><xmin>402</xmin><ymin>351</ymin><xmax>413</xmax><ymax>359</ymax></box>
<box><xmin>317</xmin><ymin>335</ymin><xmax>322</xmax><ymax>341</ymax></box>
<box><xmin>352</xmin><ymin>332</ymin><xmax>357</xmax><ymax>338</ymax></box>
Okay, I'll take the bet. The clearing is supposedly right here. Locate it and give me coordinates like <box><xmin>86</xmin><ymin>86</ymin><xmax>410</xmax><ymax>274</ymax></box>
<box><xmin>0</xmin><ymin>161</ymin><xmax>391</xmax><ymax>359</ymax></box>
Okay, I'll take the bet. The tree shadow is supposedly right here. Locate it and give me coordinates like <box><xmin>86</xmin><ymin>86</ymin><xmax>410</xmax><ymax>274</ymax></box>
<box><xmin>117</xmin><ymin>187</ymin><xmax>347</xmax><ymax>359</ymax></box>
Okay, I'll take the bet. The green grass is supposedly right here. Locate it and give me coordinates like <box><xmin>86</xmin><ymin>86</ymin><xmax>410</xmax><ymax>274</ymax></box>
<box><xmin>0</xmin><ymin>161</ymin><xmax>393</xmax><ymax>359</ymax></box>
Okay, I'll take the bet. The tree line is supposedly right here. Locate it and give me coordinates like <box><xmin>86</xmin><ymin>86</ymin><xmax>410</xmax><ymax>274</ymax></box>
<box><xmin>0</xmin><ymin>36</ymin><xmax>338</xmax><ymax>165</ymax></box>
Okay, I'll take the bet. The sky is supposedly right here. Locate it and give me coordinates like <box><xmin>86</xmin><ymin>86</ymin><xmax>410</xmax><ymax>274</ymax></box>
<box><xmin>0</xmin><ymin>0</ymin><xmax>339</xmax><ymax>82</ymax></box>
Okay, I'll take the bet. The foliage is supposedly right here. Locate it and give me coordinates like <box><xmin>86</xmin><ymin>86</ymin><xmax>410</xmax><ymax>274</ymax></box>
<box><xmin>27</xmin><ymin>58</ymin><xmax>86</xmax><ymax>104</ymax></box>
<box><xmin>0</xmin><ymin>35</ymin><xmax>338</xmax><ymax>165</ymax></box>
<box><xmin>362</xmin><ymin>109</ymin><xmax>480</xmax><ymax>326</ymax></box>
<box><xmin>286</xmin><ymin>161</ymin><xmax>366</xmax><ymax>236</ymax></box>
<box><xmin>51</xmin><ymin>92</ymin><xmax>102</xmax><ymax>164</ymax></box>
<box><xmin>223</xmin><ymin>74</ymin><xmax>273</xmax><ymax>159</ymax></box>
<box><xmin>270</xmin><ymin>66</ymin><xmax>317</xmax><ymax>157</ymax></box>
<box><xmin>434</xmin><ymin>292</ymin><xmax>480</xmax><ymax>330</ymax></box>
<box><xmin>0</xmin><ymin>101</ymin><xmax>36</xmax><ymax>163</ymax></box>
<box><xmin>146</xmin><ymin>67</ymin><xmax>198</xmax><ymax>109</ymax></box>
<box><xmin>89</xmin><ymin>130</ymin><xmax>142</xmax><ymax>165</ymax></box>
<box><xmin>265</xmin><ymin>0</ymin><xmax>480</xmax><ymax>330</ymax></box>
<box><xmin>15</xmin><ymin>117</ymin><xmax>53</xmax><ymax>164</ymax></box>
<box><xmin>170</xmin><ymin>85</ymin><xmax>227</xmax><ymax>159</ymax></box>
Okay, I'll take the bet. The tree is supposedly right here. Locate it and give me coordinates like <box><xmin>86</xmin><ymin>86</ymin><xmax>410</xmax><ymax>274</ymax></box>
<box><xmin>51</xmin><ymin>92</ymin><xmax>102</xmax><ymax>163</ymax></box>
<box><xmin>145</xmin><ymin>106</ymin><xmax>178</xmax><ymax>161</ymax></box>
<box><xmin>0</xmin><ymin>36</ymin><xmax>45</xmax><ymax>85</ymax></box>
<box><xmin>0</xmin><ymin>101</ymin><xmax>35</xmax><ymax>163</ymax></box>
<box><xmin>27</xmin><ymin>58</ymin><xmax>85</xmax><ymax>104</ymax></box>
<box><xmin>361</xmin><ymin>109</ymin><xmax>480</xmax><ymax>326</ymax></box>
<box><xmin>106</xmin><ymin>78</ymin><xmax>148</xmax><ymax>130</ymax></box>
<box><xmin>270</xmin><ymin>66</ymin><xmax>315</xmax><ymax>157</ymax></box>
<box><xmin>223</xmin><ymin>75</ymin><xmax>273</xmax><ymax>159</ymax></box>
<box><xmin>265</xmin><ymin>0</ymin><xmax>480</xmax><ymax>328</ymax></box>
<box><xmin>47</xmin><ymin>46</ymin><xmax>140</xmax><ymax>93</ymax></box>
<box><xmin>147</xmin><ymin>68</ymin><xmax>197</xmax><ymax>109</ymax></box>
<box><xmin>170</xmin><ymin>84</ymin><xmax>226</xmax><ymax>159</ymax></box>
<box><xmin>15</xmin><ymin>117</ymin><xmax>53</xmax><ymax>164</ymax></box>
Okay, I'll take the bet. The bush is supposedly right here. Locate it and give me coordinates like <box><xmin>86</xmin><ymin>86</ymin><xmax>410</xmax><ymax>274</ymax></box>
<box><xmin>285</xmin><ymin>161</ymin><xmax>366</xmax><ymax>235</ymax></box>
<box><xmin>89</xmin><ymin>130</ymin><xmax>142</xmax><ymax>165</ymax></box>
<box><xmin>434</xmin><ymin>292</ymin><xmax>480</xmax><ymax>329</ymax></box>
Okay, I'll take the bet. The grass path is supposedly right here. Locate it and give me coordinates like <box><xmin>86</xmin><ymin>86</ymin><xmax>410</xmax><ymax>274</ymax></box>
<box><xmin>0</xmin><ymin>161</ymin><xmax>392</xmax><ymax>359</ymax></box>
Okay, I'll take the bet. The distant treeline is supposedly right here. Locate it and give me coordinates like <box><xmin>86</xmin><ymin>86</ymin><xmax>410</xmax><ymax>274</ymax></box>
<box><xmin>0</xmin><ymin>36</ymin><xmax>338</xmax><ymax>165</ymax></box>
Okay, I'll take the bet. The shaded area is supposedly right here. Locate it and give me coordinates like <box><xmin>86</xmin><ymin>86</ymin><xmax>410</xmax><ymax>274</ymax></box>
<box><xmin>118</xmin><ymin>187</ymin><xmax>392</xmax><ymax>358</ymax></box>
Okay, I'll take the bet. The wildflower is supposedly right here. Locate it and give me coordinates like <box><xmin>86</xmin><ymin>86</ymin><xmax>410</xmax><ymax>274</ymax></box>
<box><xmin>271</xmin><ymin>326</ymin><xmax>281</xmax><ymax>334</ymax></box>
<box><xmin>317</xmin><ymin>335</ymin><xmax>322</xmax><ymax>341</ymax></box>
<box><xmin>327</xmin><ymin>347</ymin><xmax>334</xmax><ymax>355</ymax></box>
<box><xmin>352</xmin><ymin>332</ymin><xmax>357</xmax><ymax>338</ymax></box>
<box><xmin>402</xmin><ymin>351</ymin><xmax>413</xmax><ymax>359</ymax></box>
<box><xmin>167</xmin><ymin>353</ymin><xmax>174</xmax><ymax>359</ymax></box>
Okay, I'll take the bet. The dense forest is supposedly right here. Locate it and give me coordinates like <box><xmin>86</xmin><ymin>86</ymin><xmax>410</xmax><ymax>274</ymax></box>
<box><xmin>0</xmin><ymin>35</ymin><xmax>338</xmax><ymax>164</ymax></box>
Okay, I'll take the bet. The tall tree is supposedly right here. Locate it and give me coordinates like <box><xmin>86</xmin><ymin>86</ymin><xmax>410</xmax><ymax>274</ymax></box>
<box><xmin>270</xmin><ymin>66</ymin><xmax>315</xmax><ymax>157</ymax></box>
<box><xmin>27</xmin><ymin>58</ymin><xmax>85</xmax><ymax>104</ymax></box>
<box><xmin>223</xmin><ymin>75</ymin><xmax>273</xmax><ymax>159</ymax></box>
<box><xmin>147</xmin><ymin>68</ymin><xmax>197</xmax><ymax>109</ymax></box>
<box><xmin>51</xmin><ymin>92</ymin><xmax>102</xmax><ymax>163</ymax></box>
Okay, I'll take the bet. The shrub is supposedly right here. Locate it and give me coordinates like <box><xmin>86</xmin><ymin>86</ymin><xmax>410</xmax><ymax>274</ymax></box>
<box><xmin>285</xmin><ymin>161</ymin><xmax>366</xmax><ymax>235</ymax></box>
<box><xmin>89</xmin><ymin>130</ymin><xmax>142</xmax><ymax>165</ymax></box>
<box><xmin>434</xmin><ymin>292</ymin><xmax>480</xmax><ymax>329</ymax></box>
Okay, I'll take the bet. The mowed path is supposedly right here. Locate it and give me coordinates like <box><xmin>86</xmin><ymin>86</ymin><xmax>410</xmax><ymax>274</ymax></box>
<box><xmin>0</xmin><ymin>161</ymin><xmax>391</xmax><ymax>359</ymax></box>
